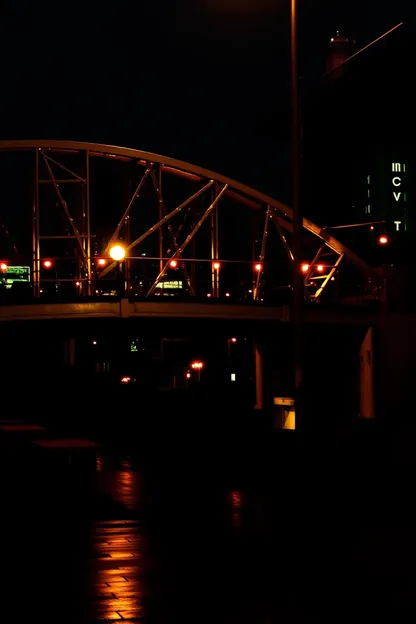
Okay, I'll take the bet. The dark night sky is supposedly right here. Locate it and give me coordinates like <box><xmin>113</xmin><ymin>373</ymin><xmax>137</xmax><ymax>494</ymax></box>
<box><xmin>0</xmin><ymin>0</ymin><xmax>413</xmax><ymax>203</ymax></box>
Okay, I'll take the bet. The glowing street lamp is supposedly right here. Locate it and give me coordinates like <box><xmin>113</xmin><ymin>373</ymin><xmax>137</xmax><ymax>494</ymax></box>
<box><xmin>97</xmin><ymin>258</ymin><xmax>107</xmax><ymax>267</ymax></box>
<box><xmin>191</xmin><ymin>360</ymin><xmax>204</xmax><ymax>381</ymax></box>
<box><xmin>169</xmin><ymin>259</ymin><xmax>178</xmax><ymax>269</ymax></box>
<box><xmin>0</xmin><ymin>262</ymin><xmax>8</xmax><ymax>272</ymax></box>
<box><xmin>109</xmin><ymin>244</ymin><xmax>126</xmax><ymax>262</ymax></box>
<box><xmin>317</xmin><ymin>264</ymin><xmax>324</xmax><ymax>272</ymax></box>
<box><xmin>378</xmin><ymin>235</ymin><xmax>389</xmax><ymax>245</ymax></box>
<box><xmin>301</xmin><ymin>263</ymin><xmax>310</xmax><ymax>273</ymax></box>
<box><xmin>254</xmin><ymin>263</ymin><xmax>263</xmax><ymax>272</ymax></box>
<box><xmin>43</xmin><ymin>259</ymin><xmax>53</xmax><ymax>269</ymax></box>
<box><xmin>213</xmin><ymin>261</ymin><xmax>221</xmax><ymax>271</ymax></box>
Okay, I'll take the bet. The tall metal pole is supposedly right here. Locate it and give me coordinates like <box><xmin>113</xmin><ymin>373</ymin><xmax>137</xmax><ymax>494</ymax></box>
<box><xmin>291</xmin><ymin>0</ymin><xmax>304</xmax><ymax>431</ymax></box>
<box><xmin>32</xmin><ymin>149</ymin><xmax>40</xmax><ymax>297</ymax></box>
<box><xmin>85</xmin><ymin>150</ymin><xmax>91</xmax><ymax>296</ymax></box>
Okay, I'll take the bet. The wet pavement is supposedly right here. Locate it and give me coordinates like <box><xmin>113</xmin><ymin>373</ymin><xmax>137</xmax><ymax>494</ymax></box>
<box><xmin>2</xmin><ymin>418</ymin><xmax>416</xmax><ymax>622</ymax></box>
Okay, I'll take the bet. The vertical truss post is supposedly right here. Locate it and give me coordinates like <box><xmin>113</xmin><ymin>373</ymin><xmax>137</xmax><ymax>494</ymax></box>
<box><xmin>85</xmin><ymin>150</ymin><xmax>91</xmax><ymax>295</ymax></box>
<box><xmin>210</xmin><ymin>183</ymin><xmax>220</xmax><ymax>297</ymax></box>
<box><xmin>254</xmin><ymin>206</ymin><xmax>271</xmax><ymax>301</ymax></box>
<box><xmin>32</xmin><ymin>149</ymin><xmax>40</xmax><ymax>297</ymax></box>
<box><xmin>157</xmin><ymin>165</ymin><xmax>164</xmax><ymax>272</ymax></box>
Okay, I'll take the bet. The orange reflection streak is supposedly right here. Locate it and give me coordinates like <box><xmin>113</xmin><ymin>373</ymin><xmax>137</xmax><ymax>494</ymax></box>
<box><xmin>229</xmin><ymin>490</ymin><xmax>243</xmax><ymax>527</ymax></box>
<box><xmin>91</xmin><ymin>458</ymin><xmax>143</xmax><ymax>621</ymax></box>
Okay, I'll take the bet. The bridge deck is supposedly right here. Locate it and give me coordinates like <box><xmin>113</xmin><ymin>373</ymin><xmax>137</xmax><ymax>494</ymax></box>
<box><xmin>0</xmin><ymin>300</ymin><xmax>378</xmax><ymax>325</ymax></box>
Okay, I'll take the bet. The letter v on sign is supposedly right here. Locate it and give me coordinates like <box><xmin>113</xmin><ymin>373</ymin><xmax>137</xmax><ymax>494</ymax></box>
<box><xmin>394</xmin><ymin>191</ymin><xmax>401</xmax><ymax>201</ymax></box>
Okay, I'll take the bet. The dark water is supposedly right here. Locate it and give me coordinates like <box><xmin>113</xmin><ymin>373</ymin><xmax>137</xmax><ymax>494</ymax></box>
<box><xmin>2</xmin><ymin>425</ymin><xmax>416</xmax><ymax>622</ymax></box>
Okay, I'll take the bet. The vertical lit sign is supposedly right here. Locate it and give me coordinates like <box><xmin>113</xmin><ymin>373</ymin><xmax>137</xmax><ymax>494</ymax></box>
<box><xmin>391</xmin><ymin>163</ymin><xmax>406</xmax><ymax>231</ymax></box>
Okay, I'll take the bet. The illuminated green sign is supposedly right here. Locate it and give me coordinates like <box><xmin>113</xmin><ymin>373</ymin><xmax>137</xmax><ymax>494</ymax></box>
<box><xmin>1</xmin><ymin>266</ymin><xmax>30</xmax><ymax>289</ymax></box>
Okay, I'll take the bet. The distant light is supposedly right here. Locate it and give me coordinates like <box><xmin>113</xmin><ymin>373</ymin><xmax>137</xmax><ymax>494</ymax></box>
<box><xmin>109</xmin><ymin>244</ymin><xmax>126</xmax><ymax>261</ymax></box>
<box><xmin>92</xmin><ymin>341</ymin><xmax>97</xmax><ymax>345</ymax></box>
<box><xmin>207</xmin><ymin>293</ymin><xmax>212</xmax><ymax>298</ymax></box>
<box><xmin>213</xmin><ymin>261</ymin><xmax>221</xmax><ymax>270</ymax></box>
<box><xmin>185</xmin><ymin>372</ymin><xmax>191</xmax><ymax>379</ymax></box>
<box><xmin>254</xmin><ymin>263</ymin><xmax>262</xmax><ymax>272</ymax></box>
<box><xmin>43</xmin><ymin>260</ymin><xmax>53</xmax><ymax>269</ymax></box>
<box><xmin>370</xmin><ymin>225</ymin><xmax>375</xmax><ymax>231</ymax></box>
<box><xmin>248</xmin><ymin>289</ymin><xmax>252</xmax><ymax>294</ymax></box>
<box><xmin>97</xmin><ymin>258</ymin><xmax>107</xmax><ymax>267</ymax></box>
<box><xmin>225</xmin><ymin>292</ymin><xmax>230</xmax><ymax>297</ymax></box>
<box><xmin>231</xmin><ymin>337</ymin><xmax>237</xmax><ymax>343</ymax></box>
<box><xmin>169</xmin><ymin>259</ymin><xmax>178</xmax><ymax>269</ymax></box>
<box><xmin>75</xmin><ymin>281</ymin><xmax>80</xmax><ymax>286</ymax></box>
<box><xmin>231</xmin><ymin>373</ymin><xmax>236</xmax><ymax>382</ymax></box>
<box><xmin>301</xmin><ymin>263</ymin><xmax>310</xmax><ymax>273</ymax></box>
<box><xmin>317</xmin><ymin>264</ymin><xmax>324</xmax><ymax>272</ymax></box>
<box><xmin>191</xmin><ymin>361</ymin><xmax>204</xmax><ymax>370</ymax></box>
<box><xmin>121</xmin><ymin>376</ymin><xmax>131</xmax><ymax>384</ymax></box>
<box><xmin>331</xmin><ymin>276</ymin><xmax>335</xmax><ymax>281</ymax></box>
<box><xmin>0</xmin><ymin>262</ymin><xmax>7</xmax><ymax>272</ymax></box>
<box><xmin>378</xmin><ymin>235</ymin><xmax>389</xmax><ymax>245</ymax></box>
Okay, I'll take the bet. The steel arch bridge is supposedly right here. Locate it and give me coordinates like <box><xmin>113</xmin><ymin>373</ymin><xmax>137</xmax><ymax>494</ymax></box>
<box><xmin>0</xmin><ymin>140</ymin><xmax>382</xmax><ymax>306</ymax></box>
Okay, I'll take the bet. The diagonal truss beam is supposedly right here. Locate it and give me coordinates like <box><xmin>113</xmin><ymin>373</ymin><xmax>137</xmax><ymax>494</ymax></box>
<box><xmin>99</xmin><ymin>181</ymin><xmax>214</xmax><ymax>280</ymax></box>
<box><xmin>41</xmin><ymin>151</ymin><xmax>88</xmax><ymax>264</ymax></box>
<box><xmin>313</xmin><ymin>253</ymin><xmax>344</xmax><ymax>300</ymax></box>
<box><xmin>43</xmin><ymin>153</ymin><xmax>86</xmax><ymax>182</ymax></box>
<box><xmin>269</xmin><ymin>208</ymin><xmax>294</xmax><ymax>263</ymax></box>
<box><xmin>147</xmin><ymin>184</ymin><xmax>228</xmax><ymax>296</ymax></box>
<box><xmin>104</xmin><ymin>165</ymin><xmax>152</xmax><ymax>255</ymax></box>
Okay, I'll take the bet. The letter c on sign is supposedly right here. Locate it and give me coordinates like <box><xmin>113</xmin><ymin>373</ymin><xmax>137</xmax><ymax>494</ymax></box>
<box><xmin>392</xmin><ymin>177</ymin><xmax>401</xmax><ymax>187</ymax></box>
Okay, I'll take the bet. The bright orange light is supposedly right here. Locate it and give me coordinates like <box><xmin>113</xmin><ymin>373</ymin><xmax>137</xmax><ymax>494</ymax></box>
<box><xmin>43</xmin><ymin>260</ymin><xmax>53</xmax><ymax>269</ymax></box>
<box><xmin>169</xmin><ymin>259</ymin><xmax>178</xmax><ymax>269</ymax></box>
<box><xmin>231</xmin><ymin>337</ymin><xmax>237</xmax><ymax>343</ymax></box>
<box><xmin>301</xmin><ymin>263</ymin><xmax>310</xmax><ymax>273</ymax></box>
<box><xmin>109</xmin><ymin>244</ymin><xmax>126</xmax><ymax>261</ymax></box>
<box><xmin>317</xmin><ymin>264</ymin><xmax>324</xmax><ymax>272</ymax></box>
<box><xmin>254</xmin><ymin>263</ymin><xmax>262</xmax><ymax>272</ymax></box>
<box><xmin>191</xmin><ymin>361</ymin><xmax>204</xmax><ymax>370</ymax></box>
<box><xmin>378</xmin><ymin>235</ymin><xmax>389</xmax><ymax>245</ymax></box>
<box><xmin>0</xmin><ymin>262</ymin><xmax>7</xmax><ymax>272</ymax></box>
<box><xmin>97</xmin><ymin>258</ymin><xmax>107</xmax><ymax>267</ymax></box>
<box><xmin>121</xmin><ymin>376</ymin><xmax>131</xmax><ymax>384</ymax></box>
<box><xmin>213</xmin><ymin>261</ymin><xmax>221</xmax><ymax>270</ymax></box>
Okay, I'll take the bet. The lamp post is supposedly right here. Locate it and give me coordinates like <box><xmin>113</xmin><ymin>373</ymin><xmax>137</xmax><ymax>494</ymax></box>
<box><xmin>291</xmin><ymin>0</ymin><xmax>304</xmax><ymax>432</ymax></box>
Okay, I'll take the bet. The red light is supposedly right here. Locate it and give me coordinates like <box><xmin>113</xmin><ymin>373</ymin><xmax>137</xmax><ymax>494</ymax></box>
<box><xmin>169</xmin><ymin>259</ymin><xmax>178</xmax><ymax>269</ymax></box>
<box><xmin>75</xmin><ymin>281</ymin><xmax>80</xmax><ymax>286</ymax></box>
<box><xmin>185</xmin><ymin>372</ymin><xmax>191</xmax><ymax>379</ymax></box>
<box><xmin>97</xmin><ymin>258</ymin><xmax>107</xmax><ymax>267</ymax></box>
<box><xmin>213</xmin><ymin>262</ymin><xmax>221</xmax><ymax>270</ymax></box>
<box><xmin>378</xmin><ymin>235</ymin><xmax>389</xmax><ymax>245</ymax></box>
<box><xmin>207</xmin><ymin>293</ymin><xmax>212</xmax><ymax>298</ymax></box>
<box><xmin>301</xmin><ymin>263</ymin><xmax>310</xmax><ymax>273</ymax></box>
<box><xmin>254</xmin><ymin>263</ymin><xmax>262</xmax><ymax>272</ymax></box>
<box><xmin>121</xmin><ymin>376</ymin><xmax>131</xmax><ymax>384</ymax></box>
<box><xmin>43</xmin><ymin>260</ymin><xmax>53</xmax><ymax>269</ymax></box>
<box><xmin>231</xmin><ymin>337</ymin><xmax>237</xmax><ymax>343</ymax></box>
<box><xmin>0</xmin><ymin>262</ymin><xmax>7</xmax><ymax>272</ymax></box>
<box><xmin>317</xmin><ymin>264</ymin><xmax>324</xmax><ymax>272</ymax></box>
<box><xmin>225</xmin><ymin>292</ymin><xmax>230</xmax><ymax>297</ymax></box>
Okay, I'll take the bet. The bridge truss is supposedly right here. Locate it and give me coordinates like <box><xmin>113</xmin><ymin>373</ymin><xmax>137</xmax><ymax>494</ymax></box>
<box><xmin>0</xmin><ymin>140</ymin><xmax>383</xmax><ymax>303</ymax></box>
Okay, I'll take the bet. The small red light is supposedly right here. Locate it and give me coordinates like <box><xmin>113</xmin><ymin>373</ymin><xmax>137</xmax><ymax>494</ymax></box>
<box><xmin>378</xmin><ymin>235</ymin><xmax>389</xmax><ymax>245</ymax></box>
<box><xmin>186</xmin><ymin>372</ymin><xmax>191</xmax><ymax>379</ymax></box>
<box><xmin>0</xmin><ymin>262</ymin><xmax>7</xmax><ymax>272</ymax></box>
<box><xmin>301</xmin><ymin>263</ymin><xmax>310</xmax><ymax>273</ymax></box>
<box><xmin>76</xmin><ymin>281</ymin><xmax>81</xmax><ymax>286</ymax></box>
<box><xmin>207</xmin><ymin>293</ymin><xmax>212</xmax><ymax>298</ymax></box>
<box><xmin>231</xmin><ymin>337</ymin><xmax>237</xmax><ymax>343</ymax></box>
<box><xmin>225</xmin><ymin>292</ymin><xmax>230</xmax><ymax>297</ymax></box>
<box><xmin>169</xmin><ymin>259</ymin><xmax>178</xmax><ymax>269</ymax></box>
<box><xmin>317</xmin><ymin>264</ymin><xmax>324</xmax><ymax>272</ymax></box>
<box><xmin>213</xmin><ymin>262</ymin><xmax>221</xmax><ymax>270</ymax></box>
<box><xmin>254</xmin><ymin>263</ymin><xmax>262</xmax><ymax>272</ymax></box>
<box><xmin>43</xmin><ymin>260</ymin><xmax>53</xmax><ymax>269</ymax></box>
<box><xmin>97</xmin><ymin>258</ymin><xmax>107</xmax><ymax>267</ymax></box>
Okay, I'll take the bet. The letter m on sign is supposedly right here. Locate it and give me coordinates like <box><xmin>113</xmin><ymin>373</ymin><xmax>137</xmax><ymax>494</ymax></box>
<box><xmin>392</xmin><ymin>163</ymin><xmax>402</xmax><ymax>172</ymax></box>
